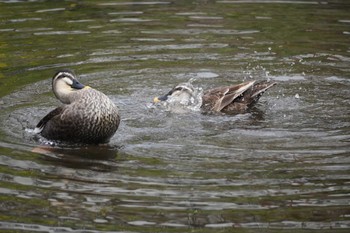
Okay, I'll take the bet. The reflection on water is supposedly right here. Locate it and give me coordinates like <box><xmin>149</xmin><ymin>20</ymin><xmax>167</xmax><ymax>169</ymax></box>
<box><xmin>0</xmin><ymin>0</ymin><xmax>350</xmax><ymax>232</ymax></box>
<box><xmin>32</xmin><ymin>145</ymin><xmax>119</xmax><ymax>172</ymax></box>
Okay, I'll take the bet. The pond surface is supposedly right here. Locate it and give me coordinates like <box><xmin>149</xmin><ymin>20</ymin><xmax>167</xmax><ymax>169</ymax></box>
<box><xmin>0</xmin><ymin>0</ymin><xmax>350</xmax><ymax>232</ymax></box>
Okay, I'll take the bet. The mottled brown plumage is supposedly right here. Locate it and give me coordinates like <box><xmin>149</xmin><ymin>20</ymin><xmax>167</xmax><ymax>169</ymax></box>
<box><xmin>154</xmin><ymin>80</ymin><xmax>276</xmax><ymax>114</ymax></box>
<box><xmin>35</xmin><ymin>70</ymin><xmax>120</xmax><ymax>144</ymax></box>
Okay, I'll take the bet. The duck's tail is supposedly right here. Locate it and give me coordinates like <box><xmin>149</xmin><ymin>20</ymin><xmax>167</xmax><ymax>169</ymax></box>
<box><xmin>239</xmin><ymin>80</ymin><xmax>276</xmax><ymax>106</ymax></box>
<box><xmin>251</xmin><ymin>81</ymin><xmax>277</xmax><ymax>99</ymax></box>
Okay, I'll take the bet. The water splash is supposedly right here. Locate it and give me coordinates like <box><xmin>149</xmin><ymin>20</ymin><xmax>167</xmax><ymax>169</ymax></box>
<box><xmin>152</xmin><ymin>80</ymin><xmax>203</xmax><ymax>113</ymax></box>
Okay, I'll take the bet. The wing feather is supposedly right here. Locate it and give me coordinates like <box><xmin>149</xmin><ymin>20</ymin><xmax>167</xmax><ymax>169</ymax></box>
<box><xmin>214</xmin><ymin>81</ymin><xmax>255</xmax><ymax>111</ymax></box>
<box><xmin>34</xmin><ymin>107</ymin><xmax>64</xmax><ymax>133</ymax></box>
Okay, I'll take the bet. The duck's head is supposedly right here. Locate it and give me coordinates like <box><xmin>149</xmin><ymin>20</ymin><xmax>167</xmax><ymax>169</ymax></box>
<box><xmin>52</xmin><ymin>69</ymin><xmax>89</xmax><ymax>104</ymax></box>
<box><xmin>154</xmin><ymin>83</ymin><xmax>195</xmax><ymax>103</ymax></box>
<box><xmin>153</xmin><ymin>82</ymin><xmax>202</xmax><ymax>112</ymax></box>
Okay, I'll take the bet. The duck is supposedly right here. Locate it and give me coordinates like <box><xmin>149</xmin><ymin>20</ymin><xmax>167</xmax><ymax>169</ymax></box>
<box><xmin>153</xmin><ymin>80</ymin><xmax>276</xmax><ymax>114</ymax></box>
<box><xmin>34</xmin><ymin>69</ymin><xmax>120</xmax><ymax>144</ymax></box>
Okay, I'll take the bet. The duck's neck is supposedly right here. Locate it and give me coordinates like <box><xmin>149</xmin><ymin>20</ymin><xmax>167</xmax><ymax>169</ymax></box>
<box><xmin>55</xmin><ymin>86</ymin><xmax>90</xmax><ymax>104</ymax></box>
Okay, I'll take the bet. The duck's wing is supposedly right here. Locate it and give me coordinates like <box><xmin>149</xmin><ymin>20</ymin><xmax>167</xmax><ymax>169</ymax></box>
<box><xmin>34</xmin><ymin>106</ymin><xmax>64</xmax><ymax>134</ymax></box>
<box><xmin>204</xmin><ymin>81</ymin><xmax>256</xmax><ymax>112</ymax></box>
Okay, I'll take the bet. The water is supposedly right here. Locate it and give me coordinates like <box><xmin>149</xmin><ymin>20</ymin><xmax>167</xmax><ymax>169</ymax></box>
<box><xmin>0</xmin><ymin>0</ymin><xmax>349</xmax><ymax>232</ymax></box>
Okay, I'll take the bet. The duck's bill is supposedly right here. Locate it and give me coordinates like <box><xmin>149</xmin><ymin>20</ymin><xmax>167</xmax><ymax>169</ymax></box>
<box><xmin>72</xmin><ymin>79</ymin><xmax>85</xmax><ymax>89</ymax></box>
<box><xmin>153</xmin><ymin>97</ymin><xmax>161</xmax><ymax>103</ymax></box>
<box><xmin>153</xmin><ymin>94</ymin><xmax>169</xmax><ymax>103</ymax></box>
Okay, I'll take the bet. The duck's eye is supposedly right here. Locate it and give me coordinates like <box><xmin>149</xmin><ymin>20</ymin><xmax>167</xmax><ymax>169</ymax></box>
<box><xmin>174</xmin><ymin>87</ymin><xmax>183</xmax><ymax>91</ymax></box>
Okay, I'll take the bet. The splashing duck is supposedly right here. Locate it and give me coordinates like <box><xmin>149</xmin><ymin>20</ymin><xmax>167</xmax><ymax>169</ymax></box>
<box><xmin>154</xmin><ymin>80</ymin><xmax>276</xmax><ymax>114</ymax></box>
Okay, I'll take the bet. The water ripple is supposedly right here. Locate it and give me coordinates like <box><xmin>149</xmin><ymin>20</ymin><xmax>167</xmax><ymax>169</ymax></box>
<box><xmin>99</xmin><ymin>1</ymin><xmax>171</xmax><ymax>6</ymax></box>
<box><xmin>142</xmin><ymin>29</ymin><xmax>260</xmax><ymax>35</ymax></box>
<box><xmin>34</xmin><ymin>30</ymin><xmax>90</xmax><ymax>35</ymax></box>
<box><xmin>217</xmin><ymin>0</ymin><xmax>320</xmax><ymax>4</ymax></box>
<box><xmin>1</xmin><ymin>0</ymin><xmax>349</xmax><ymax>231</ymax></box>
<box><xmin>35</xmin><ymin>8</ymin><xmax>65</xmax><ymax>13</ymax></box>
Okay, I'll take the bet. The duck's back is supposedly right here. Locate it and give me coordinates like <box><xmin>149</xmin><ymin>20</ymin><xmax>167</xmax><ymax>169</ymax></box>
<box><xmin>201</xmin><ymin>81</ymin><xmax>276</xmax><ymax>114</ymax></box>
<box><xmin>41</xmin><ymin>88</ymin><xmax>120</xmax><ymax>144</ymax></box>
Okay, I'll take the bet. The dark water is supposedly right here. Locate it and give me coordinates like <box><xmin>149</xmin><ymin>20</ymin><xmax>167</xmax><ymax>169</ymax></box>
<box><xmin>0</xmin><ymin>0</ymin><xmax>350</xmax><ymax>232</ymax></box>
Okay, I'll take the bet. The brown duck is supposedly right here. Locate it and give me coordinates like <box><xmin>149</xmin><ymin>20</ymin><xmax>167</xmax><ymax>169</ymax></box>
<box><xmin>34</xmin><ymin>69</ymin><xmax>120</xmax><ymax>144</ymax></box>
<box><xmin>153</xmin><ymin>80</ymin><xmax>276</xmax><ymax>114</ymax></box>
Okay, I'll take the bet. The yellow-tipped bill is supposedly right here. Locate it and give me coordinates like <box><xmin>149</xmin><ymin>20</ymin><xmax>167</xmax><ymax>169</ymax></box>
<box><xmin>153</xmin><ymin>97</ymin><xmax>160</xmax><ymax>103</ymax></box>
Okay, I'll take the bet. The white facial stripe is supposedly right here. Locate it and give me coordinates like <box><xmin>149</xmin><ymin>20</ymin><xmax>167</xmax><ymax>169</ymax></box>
<box><xmin>178</xmin><ymin>86</ymin><xmax>193</xmax><ymax>92</ymax></box>
<box><xmin>54</xmin><ymin>71</ymin><xmax>75</xmax><ymax>81</ymax></box>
